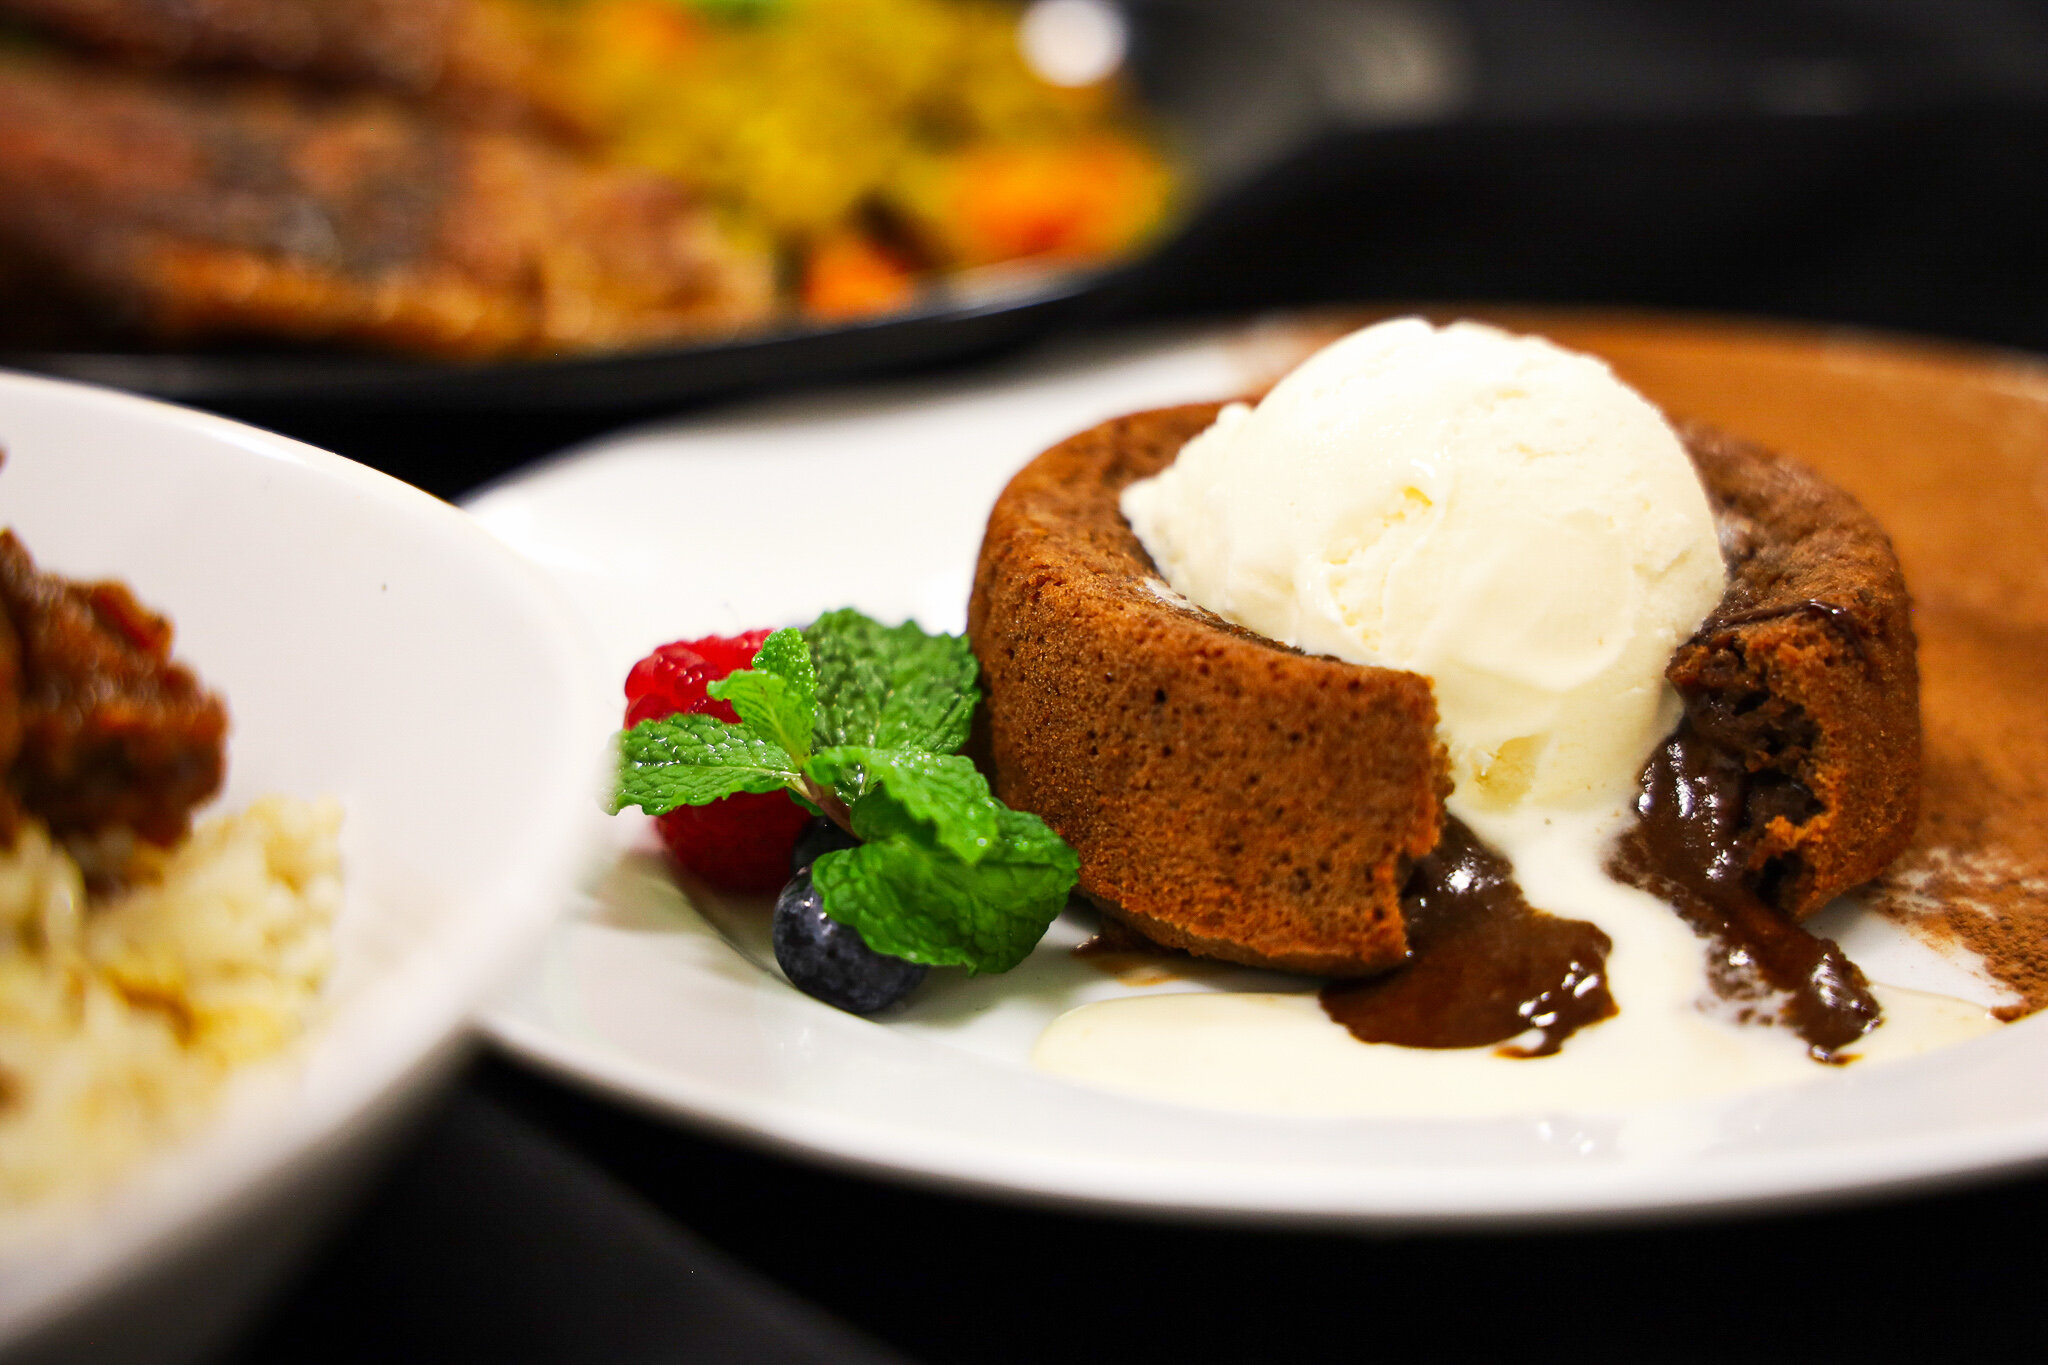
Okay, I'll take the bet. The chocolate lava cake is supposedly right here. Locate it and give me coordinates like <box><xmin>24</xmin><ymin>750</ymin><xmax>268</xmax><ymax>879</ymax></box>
<box><xmin>966</xmin><ymin>403</ymin><xmax>1920</xmax><ymax>976</ymax></box>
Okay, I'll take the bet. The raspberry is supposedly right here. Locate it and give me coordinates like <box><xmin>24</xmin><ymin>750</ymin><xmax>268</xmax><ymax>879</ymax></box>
<box><xmin>623</xmin><ymin>627</ymin><xmax>772</xmax><ymax>728</ymax></box>
<box><xmin>656</xmin><ymin>796</ymin><xmax>812</xmax><ymax>894</ymax></box>
<box><xmin>624</xmin><ymin>629</ymin><xmax>807</xmax><ymax>892</ymax></box>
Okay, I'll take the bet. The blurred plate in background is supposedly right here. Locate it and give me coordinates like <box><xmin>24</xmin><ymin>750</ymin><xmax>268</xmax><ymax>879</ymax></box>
<box><xmin>0</xmin><ymin>1</ymin><xmax>1465</xmax><ymax>413</ymax></box>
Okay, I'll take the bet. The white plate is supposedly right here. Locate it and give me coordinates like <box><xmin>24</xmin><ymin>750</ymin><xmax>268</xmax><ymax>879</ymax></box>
<box><xmin>0</xmin><ymin>371</ymin><xmax>611</xmax><ymax>1360</ymax></box>
<box><xmin>469</xmin><ymin>326</ymin><xmax>2048</xmax><ymax>1228</ymax></box>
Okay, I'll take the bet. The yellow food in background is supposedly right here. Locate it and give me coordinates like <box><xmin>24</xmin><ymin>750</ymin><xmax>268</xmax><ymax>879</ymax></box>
<box><xmin>494</xmin><ymin>0</ymin><xmax>1175</xmax><ymax>316</ymax></box>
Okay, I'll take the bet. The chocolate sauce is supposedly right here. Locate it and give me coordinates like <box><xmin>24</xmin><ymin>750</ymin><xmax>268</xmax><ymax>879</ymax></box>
<box><xmin>1073</xmin><ymin>916</ymin><xmax>1162</xmax><ymax>959</ymax></box>
<box><xmin>1319</xmin><ymin>820</ymin><xmax>1616</xmax><ymax>1057</ymax></box>
<box><xmin>1073</xmin><ymin>919</ymin><xmax>1201</xmax><ymax>982</ymax></box>
<box><xmin>1610</xmin><ymin>724</ymin><xmax>1880</xmax><ymax>1060</ymax></box>
<box><xmin>1317</xmin><ymin>720</ymin><xmax>1879</xmax><ymax>1062</ymax></box>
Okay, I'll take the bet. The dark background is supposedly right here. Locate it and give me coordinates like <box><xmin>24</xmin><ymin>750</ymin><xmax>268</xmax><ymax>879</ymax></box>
<box><xmin>194</xmin><ymin>2</ymin><xmax>2048</xmax><ymax>1360</ymax></box>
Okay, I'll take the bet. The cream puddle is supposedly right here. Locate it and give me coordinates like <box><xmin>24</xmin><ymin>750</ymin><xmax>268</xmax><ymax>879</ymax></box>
<box><xmin>1032</xmin><ymin>802</ymin><xmax>2000</xmax><ymax>1117</ymax></box>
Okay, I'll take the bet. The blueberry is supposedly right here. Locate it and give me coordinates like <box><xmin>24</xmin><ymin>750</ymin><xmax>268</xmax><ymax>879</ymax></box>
<box><xmin>789</xmin><ymin>815</ymin><xmax>860</xmax><ymax>874</ymax></box>
<box><xmin>772</xmin><ymin>866</ymin><xmax>927</xmax><ymax>1014</ymax></box>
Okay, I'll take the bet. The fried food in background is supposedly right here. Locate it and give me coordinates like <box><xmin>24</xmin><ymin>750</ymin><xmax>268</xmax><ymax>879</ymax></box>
<box><xmin>0</xmin><ymin>0</ymin><xmax>1174</xmax><ymax>351</ymax></box>
<box><xmin>0</xmin><ymin>0</ymin><xmax>586</xmax><ymax>138</ymax></box>
<box><xmin>0</xmin><ymin>53</ymin><xmax>774</xmax><ymax>357</ymax></box>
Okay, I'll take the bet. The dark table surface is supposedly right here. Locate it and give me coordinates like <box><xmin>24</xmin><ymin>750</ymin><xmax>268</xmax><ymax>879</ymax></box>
<box><xmin>152</xmin><ymin>6</ymin><xmax>2048</xmax><ymax>1358</ymax></box>
<box><xmin>221</xmin><ymin>1050</ymin><xmax>2046</xmax><ymax>1365</ymax></box>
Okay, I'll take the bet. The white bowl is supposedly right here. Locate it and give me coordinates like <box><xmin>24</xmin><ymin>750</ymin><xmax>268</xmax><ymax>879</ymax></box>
<box><xmin>0</xmin><ymin>372</ymin><xmax>611</xmax><ymax>1363</ymax></box>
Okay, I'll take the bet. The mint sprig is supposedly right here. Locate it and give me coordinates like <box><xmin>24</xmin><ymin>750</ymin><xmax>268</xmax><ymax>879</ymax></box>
<box><xmin>611</xmin><ymin>613</ymin><xmax>1078</xmax><ymax>974</ymax></box>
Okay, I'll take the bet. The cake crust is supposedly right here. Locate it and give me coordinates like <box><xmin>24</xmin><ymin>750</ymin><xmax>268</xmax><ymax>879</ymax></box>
<box><xmin>1669</xmin><ymin>422</ymin><xmax>1920</xmax><ymax>918</ymax></box>
<box><xmin>968</xmin><ymin>404</ymin><xmax>1919</xmax><ymax>975</ymax></box>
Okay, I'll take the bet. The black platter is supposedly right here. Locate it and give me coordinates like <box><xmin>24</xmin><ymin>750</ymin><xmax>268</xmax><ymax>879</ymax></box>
<box><xmin>0</xmin><ymin>1</ymin><xmax>1457</xmax><ymax>413</ymax></box>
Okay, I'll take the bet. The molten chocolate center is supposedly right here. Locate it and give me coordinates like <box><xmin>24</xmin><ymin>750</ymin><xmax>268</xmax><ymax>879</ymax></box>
<box><xmin>1610</xmin><ymin>724</ymin><xmax>1880</xmax><ymax>1061</ymax></box>
<box><xmin>1320</xmin><ymin>819</ymin><xmax>1616</xmax><ymax>1056</ymax></box>
<box><xmin>1312</xmin><ymin>723</ymin><xmax>1881</xmax><ymax>1061</ymax></box>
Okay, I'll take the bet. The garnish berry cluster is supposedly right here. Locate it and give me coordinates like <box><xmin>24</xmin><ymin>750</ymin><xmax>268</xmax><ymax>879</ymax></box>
<box><xmin>612</xmin><ymin>610</ymin><xmax>1080</xmax><ymax>1009</ymax></box>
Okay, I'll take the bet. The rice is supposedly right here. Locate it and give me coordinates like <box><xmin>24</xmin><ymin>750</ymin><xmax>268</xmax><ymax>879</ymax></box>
<box><xmin>0</xmin><ymin>797</ymin><xmax>341</xmax><ymax>1205</ymax></box>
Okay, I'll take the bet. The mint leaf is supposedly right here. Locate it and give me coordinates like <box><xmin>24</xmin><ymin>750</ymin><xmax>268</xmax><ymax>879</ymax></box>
<box><xmin>812</xmin><ymin>801</ymin><xmax>1078</xmax><ymax>973</ymax></box>
<box><xmin>707</xmin><ymin>627</ymin><xmax>816</xmax><ymax>762</ymax></box>
<box><xmin>612</xmin><ymin>713</ymin><xmax>801</xmax><ymax>815</ymax></box>
<box><xmin>807</xmin><ymin>747</ymin><xmax>999</xmax><ymax>862</ymax></box>
<box><xmin>807</xmin><ymin>609</ymin><xmax>978</xmax><ymax>756</ymax></box>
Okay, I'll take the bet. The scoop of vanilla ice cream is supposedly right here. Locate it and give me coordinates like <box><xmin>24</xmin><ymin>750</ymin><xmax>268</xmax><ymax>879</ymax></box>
<box><xmin>1120</xmin><ymin>317</ymin><xmax>1727</xmax><ymax>813</ymax></box>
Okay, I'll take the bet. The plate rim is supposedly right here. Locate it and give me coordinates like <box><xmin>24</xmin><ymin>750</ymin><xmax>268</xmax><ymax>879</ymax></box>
<box><xmin>482</xmin><ymin>1001</ymin><xmax>2048</xmax><ymax>1230</ymax></box>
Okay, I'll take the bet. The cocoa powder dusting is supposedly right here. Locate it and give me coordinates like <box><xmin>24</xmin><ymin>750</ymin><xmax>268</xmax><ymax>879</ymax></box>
<box><xmin>1869</xmin><ymin>728</ymin><xmax>2048</xmax><ymax>1018</ymax></box>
